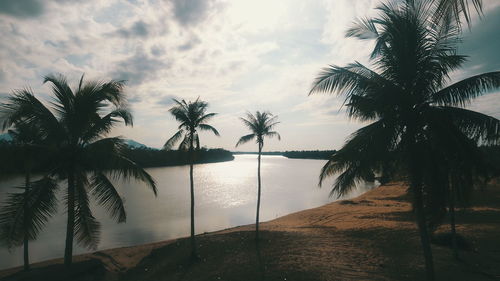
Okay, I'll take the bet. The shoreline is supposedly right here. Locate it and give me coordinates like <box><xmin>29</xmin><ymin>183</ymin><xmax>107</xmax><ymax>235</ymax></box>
<box><xmin>1</xmin><ymin>181</ymin><xmax>499</xmax><ymax>280</ymax></box>
<box><xmin>1</xmin><ymin>184</ymin><xmax>372</xmax><ymax>275</ymax></box>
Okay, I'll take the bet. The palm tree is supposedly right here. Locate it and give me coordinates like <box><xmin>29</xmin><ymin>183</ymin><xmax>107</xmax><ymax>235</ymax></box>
<box><xmin>2</xmin><ymin>122</ymin><xmax>46</xmax><ymax>270</ymax></box>
<box><xmin>163</xmin><ymin>98</ymin><xmax>219</xmax><ymax>259</ymax></box>
<box><xmin>235</xmin><ymin>111</ymin><xmax>280</xmax><ymax>241</ymax></box>
<box><xmin>0</xmin><ymin>74</ymin><xmax>157</xmax><ymax>267</ymax></box>
<box><xmin>0</xmin><ymin>121</ymin><xmax>57</xmax><ymax>271</ymax></box>
<box><xmin>310</xmin><ymin>1</ymin><xmax>500</xmax><ymax>280</ymax></box>
<box><xmin>0</xmin><ymin>177</ymin><xmax>58</xmax><ymax>271</ymax></box>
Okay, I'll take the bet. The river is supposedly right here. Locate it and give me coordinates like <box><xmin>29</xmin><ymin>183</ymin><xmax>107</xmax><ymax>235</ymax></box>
<box><xmin>0</xmin><ymin>155</ymin><xmax>377</xmax><ymax>270</ymax></box>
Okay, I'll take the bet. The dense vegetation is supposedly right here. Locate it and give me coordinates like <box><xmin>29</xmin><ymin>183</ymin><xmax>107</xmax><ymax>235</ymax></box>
<box><xmin>0</xmin><ymin>142</ymin><xmax>234</xmax><ymax>174</ymax></box>
<box><xmin>125</xmin><ymin>147</ymin><xmax>234</xmax><ymax>167</ymax></box>
<box><xmin>233</xmin><ymin>150</ymin><xmax>336</xmax><ymax>160</ymax></box>
<box><xmin>283</xmin><ymin>150</ymin><xmax>336</xmax><ymax>160</ymax></box>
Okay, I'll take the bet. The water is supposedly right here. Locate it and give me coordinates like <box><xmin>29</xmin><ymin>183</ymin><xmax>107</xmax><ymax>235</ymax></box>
<box><xmin>0</xmin><ymin>155</ymin><xmax>376</xmax><ymax>270</ymax></box>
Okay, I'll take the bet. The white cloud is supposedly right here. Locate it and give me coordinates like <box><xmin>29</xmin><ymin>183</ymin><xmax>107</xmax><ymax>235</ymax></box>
<box><xmin>0</xmin><ymin>0</ymin><xmax>499</xmax><ymax>151</ymax></box>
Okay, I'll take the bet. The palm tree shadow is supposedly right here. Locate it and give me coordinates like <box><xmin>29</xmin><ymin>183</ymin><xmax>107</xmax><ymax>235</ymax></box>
<box><xmin>1</xmin><ymin>259</ymin><xmax>107</xmax><ymax>281</ymax></box>
<box><xmin>255</xmin><ymin>240</ymin><xmax>266</xmax><ymax>281</ymax></box>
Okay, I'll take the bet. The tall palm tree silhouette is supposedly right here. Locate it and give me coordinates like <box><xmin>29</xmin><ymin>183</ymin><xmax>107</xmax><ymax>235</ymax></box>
<box><xmin>310</xmin><ymin>1</ymin><xmax>500</xmax><ymax>280</ymax></box>
<box><xmin>163</xmin><ymin>98</ymin><xmax>219</xmax><ymax>259</ymax></box>
<box><xmin>0</xmin><ymin>74</ymin><xmax>157</xmax><ymax>267</ymax></box>
<box><xmin>236</xmin><ymin>111</ymin><xmax>280</xmax><ymax>241</ymax></box>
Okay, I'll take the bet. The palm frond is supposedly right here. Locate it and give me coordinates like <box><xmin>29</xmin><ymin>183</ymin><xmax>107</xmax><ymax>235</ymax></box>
<box><xmin>198</xmin><ymin>124</ymin><xmax>220</xmax><ymax>136</ymax></box>
<box><xmin>91</xmin><ymin>173</ymin><xmax>126</xmax><ymax>223</ymax></box>
<box><xmin>0</xmin><ymin>89</ymin><xmax>62</xmax><ymax>140</ymax></box>
<box><xmin>308</xmin><ymin>63</ymin><xmax>393</xmax><ymax>97</ymax></box>
<box><xmin>169</xmin><ymin>106</ymin><xmax>190</xmax><ymax>124</ymax></box>
<box><xmin>264</xmin><ymin>114</ymin><xmax>279</xmax><ymax>129</ymax></box>
<box><xmin>240</xmin><ymin>117</ymin><xmax>258</xmax><ymax>132</ymax></box>
<box><xmin>93</xmin><ymin>80</ymin><xmax>126</xmax><ymax>106</ymax></box>
<box><xmin>43</xmin><ymin>74</ymin><xmax>74</xmax><ymax>115</ymax></box>
<box><xmin>345</xmin><ymin>17</ymin><xmax>378</xmax><ymax>39</ymax></box>
<box><xmin>265</xmin><ymin>131</ymin><xmax>281</xmax><ymax>140</ymax></box>
<box><xmin>434</xmin><ymin>0</ymin><xmax>483</xmax><ymax>28</ymax></box>
<box><xmin>236</xmin><ymin>134</ymin><xmax>256</xmax><ymax>147</ymax></box>
<box><xmin>85</xmin><ymin>137</ymin><xmax>158</xmax><ymax>196</ymax></box>
<box><xmin>435</xmin><ymin>106</ymin><xmax>500</xmax><ymax>144</ymax></box>
<box><xmin>74</xmin><ymin>176</ymin><xmax>101</xmax><ymax>249</ymax></box>
<box><xmin>319</xmin><ymin>119</ymin><xmax>398</xmax><ymax>189</ymax></box>
<box><xmin>432</xmin><ymin>72</ymin><xmax>500</xmax><ymax>106</ymax></box>
<box><xmin>164</xmin><ymin>130</ymin><xmax>184</xmax><ymax>150</ymax></box>
<box><xmin>82</xmin><ymin>107</ymin><xmax>133</xmax><ymax>143</ymax></box>
<box><xmin>197</xmin><ymin>113</ymin><xmax>217</xmax><ymax>125</ymax></box>
<box><xmin>178</xmin><ymin>134</ymin><xmax>191</xmax><ymax>151</ymax></box>
<box><xmin>0</xmin><ymin>177</ymin><xmax>58</xmax><ymax>248</ymax></box>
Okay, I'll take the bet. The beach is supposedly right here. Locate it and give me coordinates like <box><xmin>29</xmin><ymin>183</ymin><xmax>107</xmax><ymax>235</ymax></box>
<box><xmin>1</xmin><ymin>180</ymin><xmax>499</xmax><ymax>280</ymax></box>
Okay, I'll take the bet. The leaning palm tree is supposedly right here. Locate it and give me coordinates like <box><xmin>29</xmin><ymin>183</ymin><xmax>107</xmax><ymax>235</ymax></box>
<box><xmin>310</xmin><ymin>1</ymin><xmax>500</xmax><ymax>280</ymax></box>
<box><xmin>235</xmin><ymin>111</ymin><xmax>280</xmax><ymax>241</ymax></box>
<box><xmin>163</xmin><ymin>98</ymin><xmax>219</xmax><ymax>259</ymax></box>
<box><xmin>0</xmin><ymin>74</ymin><xmax>157</xmax><ymax>267</ymax></box>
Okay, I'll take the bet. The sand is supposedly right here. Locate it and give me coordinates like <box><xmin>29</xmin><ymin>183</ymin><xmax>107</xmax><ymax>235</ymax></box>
<box><xmin>1</xmin><ymin>181</ymin><xmax>499</xmax><ymax>280</ymax></box>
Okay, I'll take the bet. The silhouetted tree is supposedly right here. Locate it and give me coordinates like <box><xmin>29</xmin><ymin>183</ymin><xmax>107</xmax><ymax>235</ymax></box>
<box><xmin>163</xmin><ymin>98</ymin><xmax>219</xmax><ymax>259</ymax></box>
<box><xmin>236</xmin><ymin>111</ymin><xmax>280</xmax><ymax>241</ymax></box>
<box><xmin>0</xmin><ymin>74</ymin><xmax>157</xmax><ymax>267</ymax></box>
<box><xmin>310</xmin><ymin>1</ymin><xmax>500</xmax><ymax>280</ymax></box>
<box><xmin>0</xmin><ymin>122</ymin><xmax>56</xmax><ymax>271</ymax></box>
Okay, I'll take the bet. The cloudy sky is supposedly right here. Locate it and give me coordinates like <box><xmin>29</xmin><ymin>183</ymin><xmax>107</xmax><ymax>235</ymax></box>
<box><xmin>0</xmin><ymin>0</ymin><xmax>499</xmax><ymax>151</ymax></box>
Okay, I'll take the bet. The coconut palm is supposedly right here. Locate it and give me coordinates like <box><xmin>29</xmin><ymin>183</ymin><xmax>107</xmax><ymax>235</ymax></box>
<box><xmin>0</xmin><ymin>121</ymin><xmax>57</xmax><ymax>271</ymax></box>
<box><xmin>310</xmin><ymin>1</ymin><xmax>500</xmax><ymax>280</ymax></box>
<box><xmin>163</xmin><ymin>98</ymin><xmax>219</xmax><ymax>259</ymax></box>
<box><xmin>0</xmin><ymin>74</ymin><xmax>157</xmax><ymax>267</ymax></box>
<box><xmin>0</xmin><ymin>123</ymin><xmax>46</xmax><ymax>270</ymax></box>
<box><xmin>0</xmin><ymin>177</ymin><xmax>58</xmax><ymax>270</ymax></box>
<box><xmin>235</xmin><ymin>111</ymin><xmax>280</xmax><ymax>241</ymax></box>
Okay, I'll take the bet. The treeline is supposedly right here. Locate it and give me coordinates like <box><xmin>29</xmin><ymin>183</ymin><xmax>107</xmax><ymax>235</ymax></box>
<box><xmin>282</xmin><ymin>150</ymin><xmax>336</xmax><ymax>160</ymax></box>
<box><xmin>0</xmin><ymin>141</ymin><xmax>234</xmax><ymax>174</ymax></box>
<box><xmin>233</xmin><ymin>151</ymin><xmax>282</xmax><ymax>156</ymax></box>
<box><xmin>123</xmin><ymin>147</ymin><xmax>234</xmax><ymax>168</ymax></box>
<box><xmin>233</xmin><ymin>150</ymin><xmax>336</xmax><ymax>160</ymax></box>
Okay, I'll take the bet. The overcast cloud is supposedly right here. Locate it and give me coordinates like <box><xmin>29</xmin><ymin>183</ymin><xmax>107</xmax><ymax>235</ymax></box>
<box><xmin>0</xmin><ymin>0</ymin><xmax>499</xmax><ymax>151</ymax></box>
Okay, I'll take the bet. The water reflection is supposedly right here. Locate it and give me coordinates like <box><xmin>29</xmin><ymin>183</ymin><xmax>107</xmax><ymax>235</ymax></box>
<box><xmin>0</xmin><ymin>155</ymin><xmax>376</xmax><ymax>270</ymax></box>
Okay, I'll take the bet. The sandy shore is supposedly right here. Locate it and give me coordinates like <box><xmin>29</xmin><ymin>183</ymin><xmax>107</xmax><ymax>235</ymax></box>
<box><xmin>1</xmin><ymin>181</ymin><xmax>499</xmax><ymax>280</ymax></box>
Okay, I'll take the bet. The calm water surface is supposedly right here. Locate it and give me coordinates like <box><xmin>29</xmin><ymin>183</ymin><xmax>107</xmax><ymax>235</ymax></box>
<box><xmin>0</xmin><ymin>155</ymin><xmax>376</xmax><ymax>270</ymax></box>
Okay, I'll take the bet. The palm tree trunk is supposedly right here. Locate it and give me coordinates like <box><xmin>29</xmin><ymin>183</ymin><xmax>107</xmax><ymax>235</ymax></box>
<box><xmin>449</xmin><ymin>183</ymin><xmax>459</xmax><ymax>260</ymax></box>
<box><xmin>189</xmin><ymin>134</ymin><xmax>197</xmax><ymax>258</ymax></box>
<box><xmin>23</xmin><ymin>171</ymin><xmax>30</xmax><ymax>271</ymax></box>
<box><xmin>256</xmin><ymin>143</ymin><xmax>262</xmax><ymax>241</ymax></box>
<box><xmin>412</xmin><ymin>180</ymin><xmax>435</xmax><ymax>281</ymax></box>
<box><xmin>64</xmin><ymin>172</ymin><xmax>75</xmax><ymax>267</ymax></box>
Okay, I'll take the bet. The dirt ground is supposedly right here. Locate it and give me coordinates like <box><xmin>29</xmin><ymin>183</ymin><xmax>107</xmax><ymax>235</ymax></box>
<box><xmin>2</xmin><ymin>181</ymin><xmax>500</xmax><ymax>281</ymax></box>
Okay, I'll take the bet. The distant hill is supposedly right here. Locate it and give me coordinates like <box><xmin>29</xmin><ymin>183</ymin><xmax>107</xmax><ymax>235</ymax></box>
<box><xmin>124</xmin><ymin>139</ymin><xmax>151</xmax><ymax>149</ymax></box>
